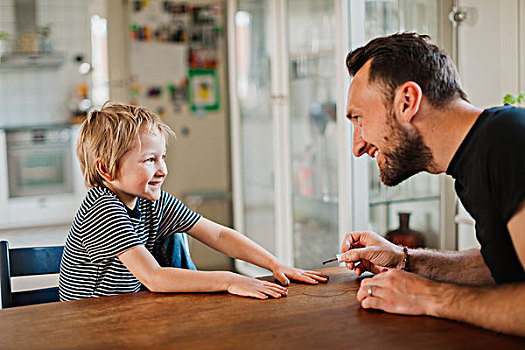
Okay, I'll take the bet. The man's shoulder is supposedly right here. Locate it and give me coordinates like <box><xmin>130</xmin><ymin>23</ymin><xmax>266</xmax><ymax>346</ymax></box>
<box><xmin>476</xmin><ymin>106</ymin><xmax>525</xmax><ymax>149</ymax></box>
<box><xmin>482</xmin><ymin>105</ymin><xmax>525</xmax><ymax>132</ymax></box>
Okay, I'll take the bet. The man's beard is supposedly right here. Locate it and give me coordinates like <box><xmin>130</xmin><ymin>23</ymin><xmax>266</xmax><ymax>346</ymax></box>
<box><xmin>379</xmin><ymin>111</ymin><xmax>433</xmax><ymax>187</ymax></box>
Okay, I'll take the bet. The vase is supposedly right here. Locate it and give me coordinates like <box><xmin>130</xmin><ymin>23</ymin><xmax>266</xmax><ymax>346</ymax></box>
<box><xmin>385</xmin><ymin>212</ymin><xmax>425</xmax><ymax>248</ymax></box>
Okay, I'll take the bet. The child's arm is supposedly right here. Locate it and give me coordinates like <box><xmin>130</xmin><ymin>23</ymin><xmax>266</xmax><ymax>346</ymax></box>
<box><xmin>187</xmin><ymin>218</ymin><xmax>328</xmax><ymax>285</ymax></box>
<box><xmin>118</xmin><ymin>245</ymin><xmax>287</xmax><ymax>299</ymax></box>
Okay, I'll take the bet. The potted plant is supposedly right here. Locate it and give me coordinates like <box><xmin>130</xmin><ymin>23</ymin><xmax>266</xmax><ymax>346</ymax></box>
<box><xmin>0</xmin><ymin>31</ymin><xmax>9</xmax><ymax>62</ymax></box>
<box><xmin>37</xmin><ymin>24</ymin><xmax>53</xmax><ymax>53</ymax></box>
<box><xmin>503</xmin><ymin>93</ymin><xmax>524</xmax><ymax>106</ymax></box>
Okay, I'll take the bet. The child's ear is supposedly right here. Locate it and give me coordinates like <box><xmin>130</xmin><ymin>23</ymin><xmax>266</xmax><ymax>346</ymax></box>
<box><xmin>95</xmin><ymin>159</ymin><xmax>113</xmax><ymax>182</ymax></box>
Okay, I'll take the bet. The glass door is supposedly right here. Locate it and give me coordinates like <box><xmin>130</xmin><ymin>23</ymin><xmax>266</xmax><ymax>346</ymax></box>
<box><xmin>231</xmin><ymin>0</ymin><xmax>441</xmax><ymax>274</ymax></box>
<box><xmin>349</xmin><ymin>0</ymin><xmax>455</xmax><ymax>249</ymax></box>
<box><xmin>286</xmin><ymin>0</ymin><xmax>339</xmax><ymax>269</ymax></box>
<box><xmin>233</xmin><ymin>0</ymin><xmax>277</xmax><ymax>257</ymax></box>
<box><xmin>230</xmin><ymin>0</ymin><xmax>353</xmax><ymax>274</ymax></box>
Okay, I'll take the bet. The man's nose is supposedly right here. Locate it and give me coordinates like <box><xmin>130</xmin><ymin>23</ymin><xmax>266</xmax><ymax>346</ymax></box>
<box><xmin>352</xmin><ymin>125</ymin><xmax>368</xmax><ymax>157</ymax></box>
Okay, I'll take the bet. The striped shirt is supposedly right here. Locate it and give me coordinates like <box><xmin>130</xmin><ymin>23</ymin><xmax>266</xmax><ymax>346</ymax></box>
<box><xmin>59</xmin><ymin>186</ymin><xmax>201</xmax><ymax>301</ymax></box>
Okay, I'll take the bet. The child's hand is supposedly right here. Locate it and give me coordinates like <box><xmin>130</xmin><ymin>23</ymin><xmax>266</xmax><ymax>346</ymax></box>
<box><xmin>227</xmin><ymin>273</ymin><xmax>288</xmax><ymax>300</ymax></box>
<box><xmin>272</xmin><ymin>265</ymin><xmax>329</xmax><ymax>286</ymax></box>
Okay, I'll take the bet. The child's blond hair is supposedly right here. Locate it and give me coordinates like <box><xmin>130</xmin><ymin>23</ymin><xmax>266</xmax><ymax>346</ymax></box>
<box><xmin>77</xmin><ymin>102</ymin><xmax>175</xmax><ymax>188</ymax></box>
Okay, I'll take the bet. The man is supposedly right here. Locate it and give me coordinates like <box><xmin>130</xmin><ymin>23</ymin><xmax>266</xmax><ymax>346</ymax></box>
<box><xmin>340</xmin><ymin>33</ymin><xmax>525</xmax><ymax>336</ymax></box>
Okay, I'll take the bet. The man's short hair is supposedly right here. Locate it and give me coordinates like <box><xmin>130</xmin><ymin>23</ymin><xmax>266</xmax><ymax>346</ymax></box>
<box><xmin>77</xmin><ymin>102</ymin><xmax>175</xmax><ymax>188</ymax></box>
<box><xmin>346</xmin><ymin>32</ymin><xmax>468</xmax><ymax>108</ymax></box>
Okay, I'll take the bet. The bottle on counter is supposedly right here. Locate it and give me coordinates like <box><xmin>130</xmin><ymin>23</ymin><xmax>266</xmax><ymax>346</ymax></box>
<box><xmin>385</xmin><ymin>212</ymin><xmax>425</xmax><ymax>249</ymax></box>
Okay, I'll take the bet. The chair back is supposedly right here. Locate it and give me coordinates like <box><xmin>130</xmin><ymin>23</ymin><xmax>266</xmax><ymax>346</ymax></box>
<box><xmin>0</xmin><ymin>240</ymin><xmax>64</xmax><ymax>308</ymax></box>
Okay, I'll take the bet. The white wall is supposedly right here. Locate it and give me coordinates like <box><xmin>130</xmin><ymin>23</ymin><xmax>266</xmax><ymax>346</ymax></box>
<box><xmin>458</xmin><ymin>0</ymin><xmax>524</xmax><ymax>108</ymax></box>
<box><xmin>455</xmin><ymin>0</ymin><xmax>525</xmax><ymax>250</ymax></box>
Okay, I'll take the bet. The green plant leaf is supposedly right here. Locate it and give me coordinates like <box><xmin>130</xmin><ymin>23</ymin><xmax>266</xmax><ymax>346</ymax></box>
<box><xmin>503</xmin><ymin>94</ymin><xmax>517</xmax><ymax>104</ymax></box>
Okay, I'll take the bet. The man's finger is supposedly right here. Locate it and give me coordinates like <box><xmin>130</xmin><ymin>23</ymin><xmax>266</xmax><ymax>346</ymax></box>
<box><xmin>361</xmin><ymin>295</ymin><xmax>382</xmax><ymax>309</ymax></box>
<box><xmin>340</xmin><ymin>247</ymin><xmax>372</xmax><ymax>263</ymax></box>
<box><xmin>340</xmin><ymin>232</ymin><xmax>355</xmax><ymax>252</ymax></box>
<box><xmin>348</xmin><ymin>231</ymin><xmax>369</xmax><ymax>246</ymax></box>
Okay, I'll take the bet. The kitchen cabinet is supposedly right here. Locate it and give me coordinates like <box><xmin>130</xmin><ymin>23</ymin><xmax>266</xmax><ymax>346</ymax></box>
<box><xmin>0</xmin><ymin>53</ymin><xmax>65</xmax><ymax>69</ymax></box>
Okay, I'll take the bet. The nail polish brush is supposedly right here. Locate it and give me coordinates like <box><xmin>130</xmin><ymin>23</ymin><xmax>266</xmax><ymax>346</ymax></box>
<box><xmin>322</xmin><ymin>254</ymin><xmax>343</xmax><ymax>265</ymax></box>
<box><xmin>322</xmin><ymin>253</ymin><xmax>361</xmax><ymax>266</ymax></box>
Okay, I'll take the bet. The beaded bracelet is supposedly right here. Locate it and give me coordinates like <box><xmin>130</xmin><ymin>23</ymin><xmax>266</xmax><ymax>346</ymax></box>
<box><xmin>401</xmin><ymin>246</ymin><xmax>409</xmax><ymax>271</ymax></box>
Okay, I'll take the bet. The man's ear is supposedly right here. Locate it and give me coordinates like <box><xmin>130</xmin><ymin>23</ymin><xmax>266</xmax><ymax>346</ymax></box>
<box><xmin>95</xmin><ymin>158</ymin><xmax>113</xmax><ymax>182</ymax></box>
<box><xmin>393</xmin><ymin>81</ymin><xmax>422</xmax><ymax>123</ymax></box>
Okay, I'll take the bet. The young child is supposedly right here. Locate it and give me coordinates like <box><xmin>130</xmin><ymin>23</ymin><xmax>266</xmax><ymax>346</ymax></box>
<box><xmin>59</xmin><ymin>103</ymin><xmax>327</xmax><ymax>301</ymax></box>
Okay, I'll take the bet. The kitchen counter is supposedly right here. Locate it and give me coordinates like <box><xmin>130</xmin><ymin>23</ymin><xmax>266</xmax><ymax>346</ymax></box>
<box><xmin>0</xmin><ymin>224</ymin><xmax>69</xmax><ymax>248</ymax></box>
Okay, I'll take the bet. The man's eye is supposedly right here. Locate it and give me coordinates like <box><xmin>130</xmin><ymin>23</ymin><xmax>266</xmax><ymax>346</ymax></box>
<box><xmin>145</xmin><ymin>158</ymin><xmax>155</xmax><ymax>162</ymax></box>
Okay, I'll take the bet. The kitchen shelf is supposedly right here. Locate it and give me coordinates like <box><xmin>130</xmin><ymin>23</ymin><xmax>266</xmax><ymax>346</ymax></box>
<box><xmin>0</xmin><ymin>52</ymin><xmax>65</xmax><ymax>69</ymax></box>
<box><xmin>289</xmin><ymin>48</ymin><xmax>335</xmax><ymax>61</ymax></box>
<box><xmin>369</xmin><ymin>195</ymin><xmax>440</xmax><ymax>207</ymax></box>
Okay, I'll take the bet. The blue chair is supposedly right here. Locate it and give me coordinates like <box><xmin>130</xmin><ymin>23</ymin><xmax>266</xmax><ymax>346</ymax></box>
<box><xmin>0</xmin><ymin>240</ymin><xmax>64</xmax><ymax>308</ymax></box>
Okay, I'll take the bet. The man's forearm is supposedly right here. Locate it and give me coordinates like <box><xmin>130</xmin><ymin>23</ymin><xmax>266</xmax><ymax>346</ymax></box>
<box><xmin>429</xmin><ymin>282</ymin><xmax>525</xmax><ymax>337</ymax></box>
<box><xmin>408</xmin><ymin>248</ymin><xmax>495</xmax><ymax>286</ymax></box>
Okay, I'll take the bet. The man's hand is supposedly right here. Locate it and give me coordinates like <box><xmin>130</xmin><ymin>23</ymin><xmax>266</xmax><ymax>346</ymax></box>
<box><xmin>357</xmin><ymin>269</ymin><xmax>442</xmax><ymax>315</ymax></box>
<box><xmin>357</xmin><ymin>269</ymin><xmax>525</xmax><ymax>337</ymax></box>
<box><xmin>339</xmin><ymin>231</ymin><xmax>405</xmax><ymax>275</ymax></box>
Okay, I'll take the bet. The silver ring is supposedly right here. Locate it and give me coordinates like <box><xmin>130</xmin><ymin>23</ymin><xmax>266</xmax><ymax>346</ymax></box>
<box><xmin>367</xmin><ymin>287</ymin><xmax>373</xmax><ymax>296</ymax></box>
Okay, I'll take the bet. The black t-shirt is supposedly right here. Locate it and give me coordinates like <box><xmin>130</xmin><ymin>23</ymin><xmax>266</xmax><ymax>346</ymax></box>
<box><xmin>447</xmin><ymin>105</ymin><xmax>525</xmax><ymax>284</ymax></box>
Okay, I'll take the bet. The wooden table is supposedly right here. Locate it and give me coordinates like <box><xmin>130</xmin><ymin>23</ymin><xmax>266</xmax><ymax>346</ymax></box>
<box><xmin>1</xmin><ymin>267</ymin><xmax>524</xmax><ymax>349</ymax></box>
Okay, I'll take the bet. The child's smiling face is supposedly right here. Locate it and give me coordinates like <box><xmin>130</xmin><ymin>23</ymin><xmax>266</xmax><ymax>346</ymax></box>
<box><xmin>108</xmin><ymin>127</ymin><xmax>167</xmax><ymax>209</ymax></box>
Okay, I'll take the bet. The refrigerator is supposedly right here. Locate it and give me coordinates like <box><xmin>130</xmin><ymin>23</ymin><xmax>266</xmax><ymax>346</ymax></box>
<box><xmin>101</xmin><ymin>0</ymin><xmax>233</xmax><ymax>270</ymax></box>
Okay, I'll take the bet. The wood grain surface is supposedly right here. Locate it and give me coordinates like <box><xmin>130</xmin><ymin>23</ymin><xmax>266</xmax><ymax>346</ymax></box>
<box><xmin>1</xmin><ymin>266</ymin><xmax>524</xmax><ymax>349</ymax></box>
